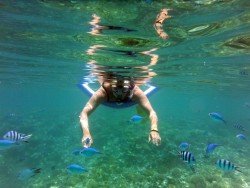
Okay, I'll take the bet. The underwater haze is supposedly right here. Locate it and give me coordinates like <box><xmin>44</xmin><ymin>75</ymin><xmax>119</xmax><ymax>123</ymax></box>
<box><xmin>0</xmin><ymin>0</ymin><xmax>249</xmax><ymax>187</ymax></box>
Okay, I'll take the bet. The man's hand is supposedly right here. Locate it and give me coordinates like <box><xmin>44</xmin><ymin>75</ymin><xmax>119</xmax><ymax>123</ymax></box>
<box><xmin>148</xmin><ymin>130</ymin><xmax>161</xmax><ymax>146</ymax></box>
<box><xmin>82</xmin><ymin>135</ymin><xmax>93</xmax><ymax>148</ymax></box>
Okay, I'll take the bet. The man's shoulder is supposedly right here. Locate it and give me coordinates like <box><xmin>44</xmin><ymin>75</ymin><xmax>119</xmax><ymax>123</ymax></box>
<box><xmin>96</xmin><ymin>87</ymin><xmax>107</xmax><ymax>98</ymax></box>
<box><xmin>133</xmin><ymin>85</ymin><xmax>143</xmax><ymax>93</ymax></box>
<box><xmin>133</xmin><ymin>86</ymin><xmax>146</xmax><ymax>99</ymax></box>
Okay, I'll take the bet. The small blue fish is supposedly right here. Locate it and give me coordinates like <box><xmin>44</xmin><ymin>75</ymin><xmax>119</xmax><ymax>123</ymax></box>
<box><xmin>216</xmin><ymin>159</ymin><xmax>242</xmax><ymax>172</ymax></box>
<box><xmin>67</xmin><ymin>164</ymin><xmax>87</xmax><ymax>174</ymax></box>
<box><xmin>130</xmin><ymin>115</ymin><xmax>143</xmax><ymax>123</ymax></box>
<box><xmin>205</xmin><ymin>143</ymin><xmax>220</xmax><ymax>155</ymax></box>
<box><xmin>79</xmin><ymin>147</ymin><xmax>101</xmax><ymax>157</ymax></box>
<box><xmin>0</xmin><ymin>139</ymin><xmax>17</xmax><ymax>150</ymax></box>
<box><xmin>236</xmin><ymin>134</ymin><xmax>247</xmax><ymax>140</ymax></box>
<box><xmin>18</xmin><ymin>168</ymin><xmax>41</xmax><ymax>180</ymax></box>
<box><xmin>179</xmin><ymin>142</ymin><xmax>190</xmax><ymax>151</ymax></box>
<box><xmin>208</xmin><ymin>112</ymin><xmax>226</xmax><ymax>124</ymax></box>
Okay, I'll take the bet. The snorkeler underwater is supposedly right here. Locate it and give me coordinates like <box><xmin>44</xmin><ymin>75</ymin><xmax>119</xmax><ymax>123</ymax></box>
<box><xmin>0</xmin><ymin>0</ymin><xmax>249</xmax><ymax>187</ymax></box>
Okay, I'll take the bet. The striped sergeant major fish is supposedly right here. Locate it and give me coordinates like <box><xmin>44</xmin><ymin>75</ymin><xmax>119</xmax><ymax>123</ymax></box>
<box><xmin>216</xmin><ymin>159</ymin><xmax>242</xmax><ymax>173</ymax></box>
<box><xmin>179</xmin><ymin>151</ymin><xmax>196</xmax><ymax>165</ymax></box>
<box><xmin>3</xmin><ymin>131</ymin><xmax>32</xmax><ymax>143</ymax></box>
<box><xmin>233</xmin><ymin>123</ymin><xmax>246</xmax><ymax>132</ymax></box>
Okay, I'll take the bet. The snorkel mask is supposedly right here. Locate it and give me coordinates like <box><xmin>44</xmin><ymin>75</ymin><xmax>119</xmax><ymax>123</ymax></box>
<box><xmin>111</xmin><ymin>78</ymin><xmax>134</xmax><ymax>100</ymax></box>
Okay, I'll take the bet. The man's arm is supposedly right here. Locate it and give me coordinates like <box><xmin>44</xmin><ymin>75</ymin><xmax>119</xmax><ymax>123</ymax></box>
<box><xmin>133</xmin><ymin>86</ymin><xmax>161</xmax><ymax>146</ymax></box>
<box><xmin>79</xmin><ymin>88</ymin><xmax>105</xmax><ymax>147</ymax></box>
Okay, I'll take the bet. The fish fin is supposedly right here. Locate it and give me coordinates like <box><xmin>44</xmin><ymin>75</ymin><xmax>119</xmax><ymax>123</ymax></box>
<box><xmin>176</xmin><ymin>150</ymin><xmax>181</xmax><ymax>156</ymax></box>
<box><xmin>235</xmin><ymin>167</ymin><xmax>243</xmax><ymax>173</ymax></box>
<box><xmin>21</xmin><ymin>134</ymin><xmax>32</xmax><ymax>141</ymax></box>
<box><xmin>72</xmin><ymin>148</ymin><xmax>81</xmax><ymax>155</ymax></box>
<box><xmin>204</xmin><ymin>154</ymin><xmax>210</xmax><ymax>158</ymax></box>
<box><xmin>190</xmin><ymin>165</ymin><xmax>196</xmax><ymax>173</ymax></box>
<box><xmin>15</xmin><ymin>142</ymin><xmax>21</xmax><ymax>145</ymax></box>
<box><xmin>170</xmin><ymin>150</ymin><xmax>179</xmax><ymax>156</ymax></box>
<box><xmin>32</xmin><ymin>168</ymin><xmax>41</xmax><ymax>174</ymax></box>
<box><xmin>84</xmin><ymin>169</ymin><xmax>89</xmax><ymax>173</ymax></box>
<box><xmin>127</xmin><ymin>120</ymin><xmax>133</xmax><ymax>125</ymax></box>
<box><xmin>236</xmin><ymin>165</ymin><xmax>245</xmax><ymax>169</ymax></box>
<box><xmin>67</xmin><ymin>169</ymin><xmax>76</xmax><ymax>176</ymax></box>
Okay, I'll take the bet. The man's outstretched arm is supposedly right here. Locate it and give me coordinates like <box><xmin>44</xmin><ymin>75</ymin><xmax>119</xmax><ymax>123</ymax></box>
<box><xmin>133</xmin><ymin>87</ymin><xmax>161</xmax><ymax>146</ymax></box>
<box><xmin>79</xmin><ymin>88</ymin><xmax>105</xmax><ymax>147</ymax></box>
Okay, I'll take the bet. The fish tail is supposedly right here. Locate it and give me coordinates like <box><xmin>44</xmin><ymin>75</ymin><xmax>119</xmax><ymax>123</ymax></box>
<box><xmin>33</xmin><ymin>168</ymin><xmax>41</xmax><ymax>174</ymax></box>
<box><xmin>128</xmin><ymin>120</ymin><xmax>133</xmax><ymax>125</ymax></box>
<box><xmin>190</xmin><ymin>165</ymin><xmax>196</xmax><ymax>173</ymax></box>
<box><xmin>22</xmin><ymin>134</ymin><xmax>32</xmax><ymax>141</ymax></box>
<box><xmin>204</xmin><ymin>153</ymin><xmax>210</xmax><ymax>158</ymax></box>
<box><xmin>235</xmin><ymin>167</ymin><xmax>243</xmax><ymax>173</ymax></box>
<box><xmin>176</xmin><ymin>150</ymin><xmax>182</xmax><ymax>156</ymax></box>
<box><xmin>14</xmin><ymin>141</ymin><xmax>21</xmax><ymax>145</ymax></box>
<box><xmin>169</xmin><ymin>150</ymin><xmax>179</xmax><ymax>156</ymax></box>
<box><xmin>223</xmin><ymin>120</ymin><xmax>227</xmax><ymax>125</ymax></box>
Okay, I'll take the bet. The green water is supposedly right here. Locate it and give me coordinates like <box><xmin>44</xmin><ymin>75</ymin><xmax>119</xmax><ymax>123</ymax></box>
<box><xmin>0</xmin><ymin>0</ymin><xmax>249</xmax><ymax>187</ymax></box>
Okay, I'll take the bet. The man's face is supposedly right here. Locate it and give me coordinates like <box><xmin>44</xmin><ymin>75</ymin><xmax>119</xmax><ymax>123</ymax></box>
<box><xmin>111</xmin><ymin>80</ymin><xmax>131</xmax><ymax>99</ymax></box>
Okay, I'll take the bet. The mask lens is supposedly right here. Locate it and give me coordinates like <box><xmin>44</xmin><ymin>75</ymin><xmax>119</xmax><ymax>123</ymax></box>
<box><xmin>112</xmin><ymin>86</ymin><xmax>129</xmax><ymax>97</ymax></box>
<box><xmin>111</xmin><ymin>79</ymin><xmax>132</xmax><ymax>99</ymax></box>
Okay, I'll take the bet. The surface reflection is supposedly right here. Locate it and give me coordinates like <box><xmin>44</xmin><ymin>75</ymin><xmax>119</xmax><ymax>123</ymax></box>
<box><xmin>85</xmin><ymin>9</ymin><xmax>170</xmax><ymax>85</ymax></box>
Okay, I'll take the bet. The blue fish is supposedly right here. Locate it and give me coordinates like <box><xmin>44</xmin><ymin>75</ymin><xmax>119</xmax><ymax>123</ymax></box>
<box><xmin>0</xmin><ymin>139</ymin><xmax>17</xmax><ymax>150</ymax></box>
<box><xmin>205</xmin><ymin>143</ymin><xmax>220</xmax><ymax>155</ymax></box>
<box><xmin>18</xmin><ymin>168</ymin><xmax>41</xmax><ymax>180</ymax></box>
<box><xmin>67</xmin><ymin>164</ymin><xmax>88</xmax><ymax>174</ymax></box>
<box><xmin>79</xmin><ymin>147</ymin><xmax>101</xmax><ymax>157</ymax></box>
<box><xmin>179</xmin><ymin>142</ymin><xmax>190</xmax><ymax>151</ymax></box>
<box><xmin>208</xmin><ymin>112</ymin><xmax>227</xmax><ymax>124</ymax></box>
<box><xmin>130</xmin><ymin>115</ymin><xmax>143</xmax><ymax>123</ymax></box>
<box><xmin>216</xmin><ymin>159</ymin><xmax>242</xmax><ymax>172</ymax></box>
<box><xmin>236</xmin><ymin>134</ymin><xmax>247</xmax><ymax>140</ymax></box>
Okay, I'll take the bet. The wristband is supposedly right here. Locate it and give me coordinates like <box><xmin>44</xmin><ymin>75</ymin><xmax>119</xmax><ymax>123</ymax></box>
<box><xmin>150</xmin><ymin>129</ymin><xmax>159</xmax><ymax>133</ymax></box>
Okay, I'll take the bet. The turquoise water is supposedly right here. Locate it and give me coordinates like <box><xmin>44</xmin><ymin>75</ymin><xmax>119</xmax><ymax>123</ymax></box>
<box><xmin>0</xmin><ymin>0</ymin><xmax>249</xmax><ymax>187</ymax></box>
